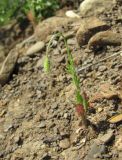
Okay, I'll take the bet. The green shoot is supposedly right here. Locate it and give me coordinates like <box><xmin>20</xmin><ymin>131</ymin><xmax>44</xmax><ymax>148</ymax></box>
<box><xmin>43</xmin><ymin>35</ymin><xmax>55</xmax><ymax>73</ymax></box>
<box><xmin>44</xmin><ymin>32</ymin><xmax>89</xmax><ymax>127</ymax></box>
<box><xmin>43</xmin><ymin>55</ymin><xmax>50</xmax><ymax>73</ymax></box>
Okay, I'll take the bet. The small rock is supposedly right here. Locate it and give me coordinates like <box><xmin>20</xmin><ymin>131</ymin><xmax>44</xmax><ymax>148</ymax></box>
<box><xmin>85</xmin><ymin>141</ymin><xmax>106</xmax><ymax>160</ymax></box>
<box><xmin>65</xmin><ymin>10</ymin><xmax>80</xmax><ymax>18</ymax></box>
<box><xmin>17</xmin><ymin>56</ymin><xmax>30</xmax><ymax>65</ymax></box>
<box><xmin>39</xmin><ymin>121</ymin><xmax>46</xmax><ymax>128</ymax></box>
<box><xmin>98</xmin><ymin>66</ymin><xmax>107</xmax><ymax>72</ymax></box>
<box><xmin>88</xmin><ymin>31</ymin><xmax>121</xmax><ymax>50</ymax></box>
<box><xmin>51</xmin><ymin>103</ymin><xmax>58</xmax><ymax>110</ymax></box>
<box><xmin>67</xmin><ymin>39</ymin><xmax>76</xmax><ymax>45</ymax></box>
<box><xmin>25</xmin><ymin>41</ymin><xmax>45</xmax><ymax>56</ymax></box>
<box><xmin>76</xmin><ymin>17</ymin><xmax>109</xmax><ymax>46</ymax></box>
<box><xmin>51</xmin><ymin>40</ymin><xmax>58</xmax><ymax>48</ymax></box>
<box><xmin>56</xmin><ymin>55</ymin><xmax>65</xmax><ymax>63</ymax></box>
<box><xmin>98</xmin><ymin>130</ymin><xmax>114</xmax><ymax>144</ymax></box>
<box><xmin>97</xmin><ymin>107</ymin><xmax>103</xmax><ymax>113</ymax></box>
<box><xmin>80</xmin><ymin>0</ymin><xmax>116</xmax><ymax>16</ymax></box>
<box><xmin>64</xmin><ymin>113</ymin><xmax>68</xmax><ymax>119</ymax></box>
<box><xmin>42</xmin><ymin>153</ymin><xmax>51</xmax><ymax>160</ymax></box>
<box><xmin>4</xmin><ymin>123</ymin><xmax>13</xmax><ymax>132</ymax></box>
<box><xmin>59</xmin><ymin>138</ymin><xmax>70</xmax><ymax>149</ymax></box>
<box><xmin>62</xmin><ymin>148</ymin><xmax>79</xmax><ymax>160</ymax></box>
<box><xmin>0</xmin><ymin>48</ymin><xmax>19</xmax><ymax>85</ymax></box>
<box><xmin>36</xmin><ymin>58</ymin><xmax>43</xmax><ymax>69</ymax></box>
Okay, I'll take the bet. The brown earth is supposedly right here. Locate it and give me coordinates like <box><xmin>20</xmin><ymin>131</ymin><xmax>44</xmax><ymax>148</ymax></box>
<box><xmin>0</xmin><ymin>1</ymin><xmax>122</xmax><ymax>160</ymax></box>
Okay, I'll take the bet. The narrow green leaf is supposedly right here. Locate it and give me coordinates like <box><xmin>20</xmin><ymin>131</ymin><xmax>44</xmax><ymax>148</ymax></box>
<box><xmin>43</xmin><ymin>55</ymin><xmax>50</xmax><ymax>73</ymax></box>
<box><xmin>76</xmin><ymin>90</ymin><xmax>83</xmax><ymax>104</ymax></box>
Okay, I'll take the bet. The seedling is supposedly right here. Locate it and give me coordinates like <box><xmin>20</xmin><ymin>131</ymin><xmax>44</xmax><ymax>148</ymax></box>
<box><xmin>43</xmin><ymin>35</ymin><xmax>56</xmax><ymax>73</ymax></box>
<box><xmin>44</xmin><ymin>32</ymin><xmax>89</xmax><ymax>128</ymax></box>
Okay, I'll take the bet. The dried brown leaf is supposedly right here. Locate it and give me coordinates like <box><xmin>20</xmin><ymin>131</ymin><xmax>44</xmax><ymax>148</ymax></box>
<box><xmin>108</xmin><ymin>114</ymin><xmax>122</xmax><ymax>123</ymax></box>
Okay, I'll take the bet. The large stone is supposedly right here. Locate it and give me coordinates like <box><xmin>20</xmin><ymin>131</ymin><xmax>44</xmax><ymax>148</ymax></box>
<box><xmin>80</xmin><ymin>0</ymin><xmax>116</xmax><ymax>17</ymax></box>
<box><xmin>0</xmin><ymin>49</ymin><xmax>19</xmax><ymax>85</ymax></box>
<box><xmin>88</xmin><ymin>30</ymin><xmax>121</xmax><ymax>50</ymax></box>
<box><xmin>76</xmin><ymin>17</ymin><xmax>109</xmax><ymax>46</ymax></box>
<box><xmin>35</xmin><ymin>17</ymin><xmax>74</xmax><ymax>41</ymax></box>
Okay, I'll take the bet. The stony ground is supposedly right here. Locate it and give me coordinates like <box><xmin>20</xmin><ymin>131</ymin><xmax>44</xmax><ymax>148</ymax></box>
<box><xmin>0</xmin><ymin>1</ymin><xmax>122</xmax><ymax>160</ymax></box>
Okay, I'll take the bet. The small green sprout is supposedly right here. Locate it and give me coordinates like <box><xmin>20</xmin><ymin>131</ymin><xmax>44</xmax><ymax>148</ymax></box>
<box><xmin>44</xmin><ymin>32</ymin><xmax>89</xmax><ymax>127</ymax></box>
<box><xmin>43</xmin><ymin>35</ymin><xmax>56</xmax><ymax>73</ymax></box>
<box><xmin>63</xmin><ymin>35</ymin><xmax>89</xmax><ymax>127</ymax></box>
<box><xmin>43</xmin><ymin>55</ymin><xmax>50</xmax><ymax>73</ymax></box>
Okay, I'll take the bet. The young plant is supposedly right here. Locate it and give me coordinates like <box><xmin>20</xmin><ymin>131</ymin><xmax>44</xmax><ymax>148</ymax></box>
<box><xmin>43</xmin><ymin>35</ymin><xmax>56</xmax><ymax>73</ymax></box>
<box><xmin>63</xmin><ymin>35</ymin><xmax>89</xmax><ymax>128</ymax></box>
<box><xmin>44</xmin><ymin>32</ymin><xmax>89</xmax><ymax>128</ymax></box>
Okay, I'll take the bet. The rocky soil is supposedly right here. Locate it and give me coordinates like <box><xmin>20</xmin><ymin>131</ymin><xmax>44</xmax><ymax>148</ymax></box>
<box><xmin>0</xmin><ymin>0</ymin><xmax>122</xmax><ymax>160</ymax></box>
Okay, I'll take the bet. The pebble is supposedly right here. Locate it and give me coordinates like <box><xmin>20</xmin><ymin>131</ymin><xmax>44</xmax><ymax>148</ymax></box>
<box><xmin>42</xmin><ymin>153</ymin><xmax>51</xmax><ymax>160</ymax></box>
<box><xmin>97</xmin><ymin>107</ymin><xmax>103</xmax><ymax>113</ymax></box>
<box><xmin>4</xmin><ymin>123</ymin><xmax>13</xmax><ymax>132</ymax></box>
<box><xmin>17</xmin><ymin>56</ymin><xmax>30</xmax><ymax>64</ymax></box>
<box><xmin>67</xmin><ymin>39</ymin><xmax>76</xmax><ymax>45</ymax></box>
<box><xmin>59</xmin><ymin>138</ymin><xmax>70</xmax><ymax>149</ymax></box>
<box><xmin>98</xmin><ymin>66</ymin><xmax>107</xmax><ymax>72</ymax></box>
<box><xmin>64</xmin><ymin>113</ymin><xmax>68</xmax><ymax>119</ymax></box>
<box><xmin>39</xmin><ymin>121</ymin><xmax>46</xmax><ymax>128</ymax></box>
<box><xmin>0</xmin><ymin>134</ymin><xmax>5</xmax><ymax>140</ymax></box>
<box><xmin>65</xmin><ymin>10</ymin><xmax>80</xmax><ymax>18</ymax></box>
<box><xmin>36</xmin><ymin>58</ymin><xmax>43</xmax><ymax>69</ymax></box>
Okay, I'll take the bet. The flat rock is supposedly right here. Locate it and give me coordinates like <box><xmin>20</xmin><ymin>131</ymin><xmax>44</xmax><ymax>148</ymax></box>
<box><xmin>35</xmin><ymin>17</ymin><xmax>74</xmax><ymax>42</ymax></box>
<box><xmin>80</xmin><ymin>0</ymin><xmax>116</xmax><ymax>17</ymax></box>
<box><xmin>61</xmin><ymin>148</ymin><xmax>80</xmax><ymax>160</ymax></box>
<box><xmin>98</xmin><ymin>130</ymin><xmax>114</xmax><ymax>144</ymax></box>
<box><xmin>90</xmin><ymin>83</ymin><xmax>119</xmax><ymax>102</ymax></box>
<box><xmin>25</xmin><ymin>41</ymin><xmax>45</xmax><ymax>56</ymax></box>
<box><xmin>76</xmin><ymin>17</ymin><xmax>109</xmax><ymax>46</ymax></box>
<box><xmin>85</xmin><ymin>141</ymin><xmax>106</xmax><ymax>160</ymax></box>
<box><xmin>0</xmin><ymin>48</ymin><xmax>19</xmax><ymax>85</ymax></box>
<box><xmin>88</xmin><ymin>30</ymin><xmax>121</xmax><ymax>50</ymax></box>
